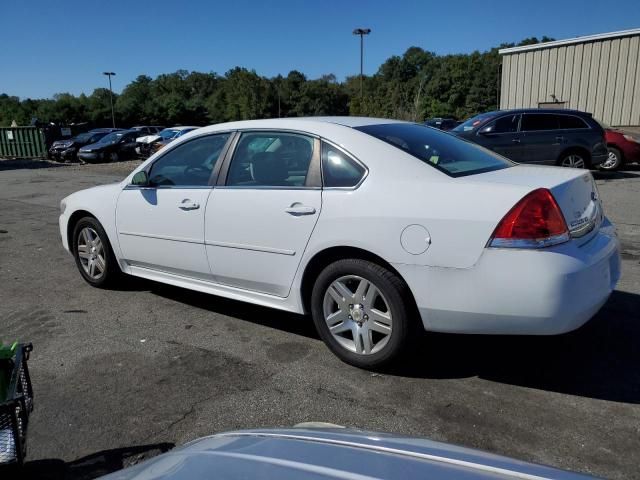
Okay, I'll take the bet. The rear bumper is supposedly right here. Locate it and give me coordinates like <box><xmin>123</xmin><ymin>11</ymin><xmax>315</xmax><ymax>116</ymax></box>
<box><xmin>591</xmin><ymin>152</ymin><xmax>607</xmax><ymax>166</ymax></box>
<box><xmin>395</xmin><ymin>218</ymin><xmax>621</xmax><ymax>335</ymax></box>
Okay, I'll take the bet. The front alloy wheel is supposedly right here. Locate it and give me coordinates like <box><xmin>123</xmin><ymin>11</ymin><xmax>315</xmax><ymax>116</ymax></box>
<box><xmin>77</xmin><ymin>227</ymin><xmax>106</xmax><ymax>280</ymax></box>
<box><xmin>600</xmin><ymin>148</ymin><xmax>622</xmax><ymax>171</ymax></box>
<box><xmin>73</xmin><ymin>217</ymin><xmax>119</xmax><ymax>287</ymax></box>
<box><xmin>311</xmin><ymin>259</ymin><xmax>414</xmax><ymax>369</ymax></box>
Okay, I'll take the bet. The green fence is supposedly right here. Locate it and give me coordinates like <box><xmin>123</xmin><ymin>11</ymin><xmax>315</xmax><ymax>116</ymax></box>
<box><xmin>0</xmin><ymin>127</ymin><xmax>47</xmax><ymax>158</ymax></box>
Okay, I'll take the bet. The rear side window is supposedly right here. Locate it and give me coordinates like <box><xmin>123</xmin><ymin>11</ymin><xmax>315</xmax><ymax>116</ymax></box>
<box><xmin>521</xmin><ymin>114</ymin><xmax>559</xmax><ymax>131</ymax></box>
<box><xmin>226</xmin><ymin>132</ymin><xmax>315</xmax><ymax>187</ymax></box>
<box><xmin>356</xmin><ymin>123</ymin><xmax>513</xmax><ymax>178</ymax></box>
<box><xmin>481</xmin><ymin>114</ymin><xmax>520</xmax><ymax>134</ymax></box>
<box><xmin>322</xmin><ymin>143</ymin><xmax>366</xmax><ymax>187</ymax></box>
<box><xmin>557</xmin><ymin>115</ymin><xmax>588</xmax><ymax>129</ymax></box>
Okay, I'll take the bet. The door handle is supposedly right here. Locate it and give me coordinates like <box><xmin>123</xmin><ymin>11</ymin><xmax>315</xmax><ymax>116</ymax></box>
<box><xmin>555</xmin><ymin>136</ymin><xmax>564</xmax><ymax>142</ymax></box>
<box><xmin>179</xmin><ymin>199</ymin><xmax>200</xmax><ymax>210</ymax></box>
<box><xmin>512</xmin><ymin>138</ymin><xmax>521</xmax><ymax>144</ymax></box>
<box><xmin>285</xmin><ymin>203</ymin><xmax>316</xmax><ymax>216</ymax></box>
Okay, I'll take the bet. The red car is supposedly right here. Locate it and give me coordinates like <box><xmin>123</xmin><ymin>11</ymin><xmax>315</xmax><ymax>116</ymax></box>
<box><xmin>601</xmin><ymin>128</ymin><xmax>640</xmax><ymax>170</ymax></box>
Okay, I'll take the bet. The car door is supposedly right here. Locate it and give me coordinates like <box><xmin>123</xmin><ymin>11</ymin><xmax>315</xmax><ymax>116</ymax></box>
<box><xmin>116</xmin><ymin>133</ymin><xmax>232</xmax><ymax>279</ymax></box>
<box><xmin>474</xmin><ymin>114</ymin><xmax>526</xmax><ymax>161</ymax></box>
<box><xmin>205</xmin><ymin>131</ymin><xmax>322</xmax><ymax>297</ymax></box>
<box><xmin>116</xmin><ymin>131</ymin><xmax>142</xmax><ymax>158</ymax></box>
<box><xmin>519</xmin><ymin>113</ymin><xmax>563</xmax><ymax>164</ymax></box>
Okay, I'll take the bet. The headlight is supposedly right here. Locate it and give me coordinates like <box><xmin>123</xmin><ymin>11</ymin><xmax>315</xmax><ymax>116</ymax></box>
<box><xmin>60</xmin><ymin>199</ymin><xmax>67</xmax><ymax>214</ymax></box>
<box><xmin>623</xmin><ymin>134</ymin><xmax>640</xmax><ymax>144</ymax></box>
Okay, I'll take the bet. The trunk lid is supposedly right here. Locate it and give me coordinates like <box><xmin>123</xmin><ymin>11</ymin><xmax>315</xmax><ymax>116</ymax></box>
<box><xmin>466</xmin><ymin>165</ymin><xmax>603</xmax><ymax>246</ymax></box>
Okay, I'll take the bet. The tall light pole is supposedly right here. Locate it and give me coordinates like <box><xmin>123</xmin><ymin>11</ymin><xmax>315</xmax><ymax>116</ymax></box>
<box><xmin>352</xmin><ymin>28</ymin><xmax>371</xmax><ymax>101</ymax></box>
<box><xmin>102</xmin><ymin>71</ymin><xmax>116</xmax><ymax>128</ymax></box>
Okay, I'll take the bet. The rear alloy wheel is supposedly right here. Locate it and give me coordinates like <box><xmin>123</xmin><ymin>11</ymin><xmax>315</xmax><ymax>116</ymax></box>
<box><xmin>600</xmin><ymin>147</ymin><xmax>622</xmax><ymax>171</ymax></box>
<box><xmin>559</xmin><ymin>152</ymin><xmax>587</xmax><ymax>169</ymax></box>
<box><xmin>73</xmin><ymin>217</ymin><xmax>119</xmax><ymax>287</ymax></box>
<box><xmin>311</xmin><ymin>259</ymin><xmax>413</xmax><ymax>369</ymax></box>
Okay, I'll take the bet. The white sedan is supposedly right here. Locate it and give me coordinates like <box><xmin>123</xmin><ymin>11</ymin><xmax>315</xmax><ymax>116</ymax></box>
<box><xmin>59</xmin><ymin>117</ymin><xmax>621</xmax><ymax>368</ymax></box>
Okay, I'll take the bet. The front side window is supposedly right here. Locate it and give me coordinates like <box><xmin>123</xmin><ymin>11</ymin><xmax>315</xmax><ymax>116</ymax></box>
<box><xmin>521</xmin><ymin>114</ymin><xmax>559</xmax><ymax>131</ymax></box>
<box><xmin>481</xmin><ymin>114</ymin><xmax>520</xmax><ymax>134</ymax></box>
<box><xmin>322</xmin><ymin>143</ymin><xmax>366</xmax><ymax>187</ymax></box>
<box><xmin>226</xmin><ymin>132</ymin><xmax>314</xmax><ymax>187</ymax></box>
<box><xmin>148</xmin><ymin>133</ymin><xmax>230</xmax><ymax>187</ymax></box>
<box><xmin>355</xmin><ymin>123</ymin><xmax>513</xmax><ymax>178</ymax></box>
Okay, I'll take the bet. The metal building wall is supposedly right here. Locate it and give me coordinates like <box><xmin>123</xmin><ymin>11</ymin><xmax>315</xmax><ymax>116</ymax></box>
<box><xmin>500</xmin><ymin>33</ymin><xmax>640</xmax><ymax>127</ymax></box>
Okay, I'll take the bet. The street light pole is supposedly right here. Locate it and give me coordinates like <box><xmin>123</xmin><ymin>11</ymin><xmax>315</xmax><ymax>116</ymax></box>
<box><xmin>102</xmin><ymin>71</ymin><xmax>116</xmax><ymax>128</ymax></box>
<box><xmin>352</xmin><ymin>28</ymin><xmax>371</xmax><ymax>101</ymax></box>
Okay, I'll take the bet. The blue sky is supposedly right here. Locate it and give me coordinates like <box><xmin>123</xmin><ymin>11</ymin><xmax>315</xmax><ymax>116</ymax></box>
<box><xmin>3</xmin><ymin>0</ymin><xmax>639</xmax><ymax>99</ymax></box>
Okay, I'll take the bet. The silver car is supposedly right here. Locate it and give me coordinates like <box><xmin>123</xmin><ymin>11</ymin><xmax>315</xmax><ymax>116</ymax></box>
<box><xmin>101</xmin><ymin>427</ymin><xmax>596</xmax><ymax>479</ymax></box>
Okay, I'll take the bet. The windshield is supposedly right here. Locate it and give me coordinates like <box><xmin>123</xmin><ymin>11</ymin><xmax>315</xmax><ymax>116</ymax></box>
<box><xmin>72</xmin><ymin>133</ymin><xmax>92</xmax><ymax>142</ymax></box>
<box><xmin>98</xmin><ymin>132</ymin><xmax>125</xmax><ymax>144</ymax></box>
<box><xmin>355</xmin><ymin>123</ymin><xmax>513</xmax><ymax>177</ymax></box>
<box><xmin>452</xmin><ymin>113</ymin><xmax>497</xmax><ymax>132</ymax></box>
<box><xmin>159</xmin><ymin>129</ymin><xmax>181</xmax><ymax>140</ymax></box>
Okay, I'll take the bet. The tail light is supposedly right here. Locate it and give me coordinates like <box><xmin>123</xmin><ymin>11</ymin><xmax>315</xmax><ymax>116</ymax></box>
<box><xmin>489</xmin><ymin>188</ymin><xmax>569</xmax><ymax>248</ymax></box>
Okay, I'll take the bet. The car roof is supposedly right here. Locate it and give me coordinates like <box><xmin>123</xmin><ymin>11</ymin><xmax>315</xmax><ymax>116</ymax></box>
<box><xmin>165</xmin><ymin>126</ymin><xmax>200</xmax><ymax>131</ymax></box>
<box><xmin>104</xmin><ymin>428</ymin><xmax>592</xmax><ymax>480</ymax></box>
<box><xmin>483</xmin><ymin>108</ymin><xmax>593</xmax><ymax>117</ymax></box>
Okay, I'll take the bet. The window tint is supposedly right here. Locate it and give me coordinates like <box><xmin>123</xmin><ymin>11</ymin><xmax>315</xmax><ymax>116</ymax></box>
<box><xmin>521</xmin><ymin>114</ymin><xmax>559</xmax><ymax>131</ymax></box>
<box><xmin>322</xmin><ymin>143</ymin><xmax>366</xmax><ymax>187</ymax></box>
<box><xmin>227</xmin><ymin>132</ymin><xmax>314</xmax><ymax>187</ymax></box>
<box><xmin>356</xmin><ymin>123</ymin><xmax>512</xmax><ymax>178</ymax></box>
<box><xmin>148</xmin><ymin>133</ymin><xmax>230</xmax><ymax>187</ymax></box>
<box><xmin>482</xmin><ymin>114</ymin><xmax>520</xmax><ymax>133</ymax></box>
<box><xmin>557</xmin><ymin>115</ymin><xmax>588</xmax><ymax>129</ymax></box>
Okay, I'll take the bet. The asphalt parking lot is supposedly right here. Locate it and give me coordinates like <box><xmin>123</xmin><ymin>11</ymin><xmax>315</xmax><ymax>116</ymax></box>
<box><xmin>1</xmin><ymin>158</ymin><xmax>639</xmax><ymax>479</ymax></box>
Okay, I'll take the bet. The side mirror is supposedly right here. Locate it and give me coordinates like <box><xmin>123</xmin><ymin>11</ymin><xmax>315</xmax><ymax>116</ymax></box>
<box><xmin>131</xmin><ymin>171</ymin><xmax>150</xmax><ymax>187</ymax></box>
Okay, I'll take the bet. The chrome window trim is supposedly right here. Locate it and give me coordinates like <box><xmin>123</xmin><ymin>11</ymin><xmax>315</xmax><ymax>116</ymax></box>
<box><xmin>520</xmin><ymin>113</ymin><xmax>590</xmax><ymax>133</ymax></box>
<box><xmin>320</xmin><ymin>138</ymin><xmax>369</xmax><ymax>191</ymax></box>
<box><xmin>215</xmin><ymin>185</ymin><xmax>322</xmax><ymax>191</ymax></box>
<box><xmin>137</xmin><ymin>130</ymin><xmax>236</xmax><ymax>187</ymax></box>
<box><xmin>124</xmin><ymin>185</ymin><xmax>213</xmax><ymax>191</ymax></box>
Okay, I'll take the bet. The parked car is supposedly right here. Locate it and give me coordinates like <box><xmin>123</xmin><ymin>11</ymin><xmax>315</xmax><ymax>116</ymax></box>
<box><xmin>136</xmin><ymin>126</ymin><xmax>199</xmax><ymax>157</ymax></box>
<box><xmin>49</xmin><ymin>128</ymin><xmax>121</xmax><ymax>162</ymax></box>
<box><xmin>100</xmin><ymin>427</ymin><xmax>595</xmax><ymax>480</ymax></box>
<box><xmin>425</xmin><ymin>117</ymin><xmax>459</xmax><ymax>131</ymax></box>
<box><xmin>59</xmin><ymin>117</ymin><xmax>620</xmax><ymax>368</ymax></box>
<box><xmin>77</xmin><ymin>129</ymin><xmax>141</xmax><ymax>163</ymax></box>
<box><xmin>131</xmin><ymin>125</ymin><xmax>165</xmax><ymax>136</ymax></box>
<box><xmin>452</xmin><ymin>109</ymin><xmax>608</xmax><ymax>169</ymax></box>
<box><xmin>600</xmin><ymin>128</ymin><xmax>640</xmax><ymax>170</ymax></box>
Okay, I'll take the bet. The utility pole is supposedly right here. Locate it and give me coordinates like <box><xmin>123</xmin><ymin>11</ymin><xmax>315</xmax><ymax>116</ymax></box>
<box><xmin>102</xmin><ymin>71</ymin><xmax>116</xmax><ymax>128</ymax></box>
<box><xmin>352</xmin><ymin>28</ymin><xmax>371</xmax><ymax>101</ymax></box>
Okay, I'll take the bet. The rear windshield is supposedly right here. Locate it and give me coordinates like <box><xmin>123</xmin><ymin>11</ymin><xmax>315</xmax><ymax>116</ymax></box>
<box><xmin>355</xmin><ymin>123</ymin><xmax>513</xmax><ymax>177</ymax></box>
<box><xmin>452</xmin><ymin>113</ymin><xmax>497</xmax><ymax>132</ymax></box>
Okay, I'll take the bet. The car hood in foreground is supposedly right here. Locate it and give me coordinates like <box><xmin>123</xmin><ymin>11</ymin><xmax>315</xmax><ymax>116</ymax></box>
<box><xmin>100</xmin><ymin>428</ymin><xmax>595</xmax><ymax>479</ymax></box>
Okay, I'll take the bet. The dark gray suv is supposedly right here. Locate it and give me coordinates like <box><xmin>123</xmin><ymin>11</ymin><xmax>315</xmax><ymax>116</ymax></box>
<box><xmin>452</xmin><ymin>109</ymin><xmax>608</xmax><ymax>169</ymax></box>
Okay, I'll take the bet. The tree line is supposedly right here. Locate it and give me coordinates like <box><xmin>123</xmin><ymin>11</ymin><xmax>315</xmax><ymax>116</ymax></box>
<box><xmin>0</xmin><ymin>37</ymin><xmax>552</xmax><ymax>128</ymax></box>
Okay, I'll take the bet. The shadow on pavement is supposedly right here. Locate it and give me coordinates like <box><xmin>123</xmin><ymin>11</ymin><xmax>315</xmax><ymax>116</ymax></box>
<box><xmin>114</xmin><ymin>275</ymin><xmax>640</xmax><ymax>403</ymax></box>
<box><xmin>391</xmin><ymin>290</ymin><xmax>640</xmax><ymax>404</ymax></box>
<box><xmin>0</xmin><ymin>158</ymin><xmax>66</xmax><ymax>171</ymax></box>
<box><xmin>592</xmin><ymin>164</ymin><xmax>640</xmax><ymax>180</ymax></box>
<box><xmin>0</xmin><ymin>442</ymin><xmax>174</xmax><ymax>479</ymax></box>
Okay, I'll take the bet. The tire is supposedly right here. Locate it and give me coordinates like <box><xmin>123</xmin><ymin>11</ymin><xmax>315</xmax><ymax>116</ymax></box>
<box><xmin>557</xmin><ymin>150</ymin><xmax>590</xmax><ymax>169</ymax></box>
<box><xmin>72</xmin><ymin>217</ymin><xmax>120</xmax><ymax>288</ymax></box>
<box><xmin>108</xmin><ymin>151</ymin><xmax>119</xmax><ymax>163</ymax></box>
<box><xmin>600</xmin><ymin>147</ymin><xmax>622</xmax><ymax>171</ymax></box>
<box><xmin>311</xmin><ymin>258</ymin><xmax>415</xmax><ymax>369</ymax></box>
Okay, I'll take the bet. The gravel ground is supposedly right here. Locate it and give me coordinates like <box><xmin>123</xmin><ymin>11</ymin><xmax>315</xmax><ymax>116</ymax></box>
<box><xmin>0</xmin><ymin>158</ymin><xmax>639</xmax><ymax>479</ymax></box>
